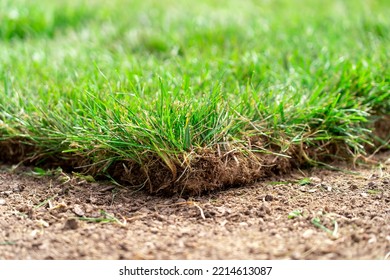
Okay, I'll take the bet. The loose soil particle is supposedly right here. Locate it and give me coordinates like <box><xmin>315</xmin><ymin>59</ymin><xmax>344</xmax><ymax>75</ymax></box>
<box><xmin>0</xmin><ymin>152</ymin><xmax>389</xmax><ymax>260</ymax></box>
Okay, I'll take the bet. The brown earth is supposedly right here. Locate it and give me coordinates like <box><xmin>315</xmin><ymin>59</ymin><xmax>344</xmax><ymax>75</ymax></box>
<box><xmin>0</xmin><ymin>152</ymin><xmax>389</xmax><ymax>260</ymax></box>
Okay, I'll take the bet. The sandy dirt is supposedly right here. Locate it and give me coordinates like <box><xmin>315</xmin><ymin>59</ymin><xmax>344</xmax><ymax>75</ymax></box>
<box><xmin>0</xmin><ymin>152</ymin><xmax>389</xmax><ymax>260</ymax></box>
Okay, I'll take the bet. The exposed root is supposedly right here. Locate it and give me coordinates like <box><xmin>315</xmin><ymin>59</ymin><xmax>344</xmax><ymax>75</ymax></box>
<box><xmin>0</xmin><ymin>139</ymin><xmax>37</xmax><ymax>164</ymax></box>
<box><xmin>373</xmin><ymin>115</ymin><xmax>390</xmax><ymax>148</ymax></box>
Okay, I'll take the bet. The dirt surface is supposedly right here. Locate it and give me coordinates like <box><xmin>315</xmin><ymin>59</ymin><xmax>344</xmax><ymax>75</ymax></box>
<box><xmin>1</xmin><ymin>152</ymin><xmax>389</xmax><ymax>260</ymax></box>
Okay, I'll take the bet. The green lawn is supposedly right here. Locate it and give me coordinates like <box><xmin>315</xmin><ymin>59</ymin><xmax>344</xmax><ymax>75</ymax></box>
<box><xmin>1</xmin><ymin>0</ymin><xmax>389</xmax><ymax>194</ymax></box>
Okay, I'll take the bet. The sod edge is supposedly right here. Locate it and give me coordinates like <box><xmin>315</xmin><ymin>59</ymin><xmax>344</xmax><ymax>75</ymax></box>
<box><xmin>0</xmin><ymin>118</ymin><xmax>389</xmax><ymax>196</ymax></box>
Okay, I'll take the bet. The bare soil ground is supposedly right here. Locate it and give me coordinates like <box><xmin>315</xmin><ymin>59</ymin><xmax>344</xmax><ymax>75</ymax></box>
<box><xmin>0</xmin><ymin>152</ymin><xmax>389</xmax><ymax>260</ymax></box>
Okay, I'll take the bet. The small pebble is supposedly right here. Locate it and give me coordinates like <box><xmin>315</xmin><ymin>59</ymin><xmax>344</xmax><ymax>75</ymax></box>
<box><xmin>63</xmin><ymin>219</ymin><xmax>78</xmax><ymax>230</ymax></box>
<box><xmin>1</xmin><ymin>191</ymin><xmax>13</xmax><ymax>196</ymax></box>
<box><xmin>368</xmin><ymin>235</ymin><xmax>377</xmax><ymax>244</ymax></box>
<box><xmin>259</xmin><ymin>203</ymin><xmax>271</xmax><ymax>215</ymax></box>
<box><xmin>0</xmin><ymin>198</ymin><xmax>6</xmax><ymax>205</ymax></box>
<box><xmin>310</xmin><ymin>177</ymin><xmax>322</xmax><ymax>183</ymax></box>
<box><xmin>176</xmin><ymin>198</ymin><xmax>186</xmax><ymax>203</ymax></box>
<box><xmin>351</xmin><ymin>233</ymin><xmax>360</xmax><ymax>243</ymax></box>
<box><xmin>73</xmin><ymin>204</ymin><xmax>85</xmax><ymax>217</ymax></box>
<box><xmin>350</xmin><ymin>184</ymin><xmax>358</xmax><ymax>190</ymax></box>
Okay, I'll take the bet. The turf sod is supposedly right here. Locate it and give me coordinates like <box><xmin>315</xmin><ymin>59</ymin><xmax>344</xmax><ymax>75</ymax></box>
<box><xmin>0</xmin><ymin>0</ymin><xmax>389</xmax><ymax>194</ymax></box>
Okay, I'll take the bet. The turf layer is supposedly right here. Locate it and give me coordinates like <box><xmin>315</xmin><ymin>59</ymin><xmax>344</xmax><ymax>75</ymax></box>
<box><xmin>1</xmin><ymin>0</ymin><xmax>389</xmax><ymax>194</ymax></box>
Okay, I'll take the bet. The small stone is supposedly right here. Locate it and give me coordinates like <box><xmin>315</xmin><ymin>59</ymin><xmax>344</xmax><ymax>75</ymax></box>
<box><xmin>260</xmin><ymin>203</ymin><xmax>271</xmax><ymax>215</ymax></box>
<box><xmin>150</xmin><ymin>227</ymin><xmax>159</xmax><ymax>234</ymax></box>
<box><xmin>30</xmin><ymin>229</ymin><xmax>39</xmax><ymax>237</ymax></box>
<box><xmin>216</xmin><ymin>206</ymin><xmax>231</xmax><ymax>215</ymax></box>
<box><xmin>37</xmin><ymin>219</ymin><xmax>49</xmax><ymax>228</ymax></box>
<box><xmin>63</xmin><ymin>219</ymin><xmax>78</xmax><ymax>230</ymax></box>
<box><xmin>176</xmin><ymin>198</ymin><xmax>186</xmax><ymax>203</ymax></box>
<box><xmin>302</xmin><ymin>229</ymin><xmax>314</xmax><ymax>238</ymax></box>
<box><xmin>368</xmin><ymin>235</ymin><xmax>377</xmax><ymax>244</ymax></box>
<box><xmin>0</xmin><ymin>198</ymin><xmax>6</xmax><ymax>205</ymax></box>
<box><xmin>73</xmin><ymin>204</ymin><xmax>85</xmax><ymax>217</ymax></box>
<box><xmin>351</xmin><ymin>233</ymin><xmax>360</xmax><ymax>243</ymax></box>
<box><xmin>264</xmin><ymin>194</ymin><xmax>274</xmax><ymax>201</ymax></box>
<box><xmin>310</xmin><ymin>177</ymin><xmax>322</xmax><ymax>184</ymax></box>
<box><xmin>11</xmin><ymin>184</ymin><xmax>25</xmax><ymax>192</ymax></box>
<box><xmin>2</xmin><ymin>191</ymin><xmax>13</xmax><ymax>196</ymax></box>
<box><xmin>350</xmin><ymin>184</ymin><xmax>358</xmax><ymax>190</ymax></box>
<box><xmin>138</xmin><ymin>207</ymin><xmax>150</xmax><ymax>213</ymax></box>
<box><xmin>85</xmin><ymin>204</ymin><xmax>94</xmax><ymax>213</ymax></box>
<box><xmin>291</xmin><ymin>252</ymin><xmax>302</xmax><ymax>260</ymax></box>
<box><xmin>299</xmin><ymin>186</ymin><xmax>307</xmax><ymax>192</ymax></box>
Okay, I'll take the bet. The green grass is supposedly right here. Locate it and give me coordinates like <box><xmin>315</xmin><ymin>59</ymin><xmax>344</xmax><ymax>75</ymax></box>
<box><xmin>78</xmin><ymin>210</ymin><xmax>125</xmax><ymax>226</ymax></box>
<box><xmin>0</xmin><ymin>0</ymin><xmax>389</xmax><ymax>194</ymax></box>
